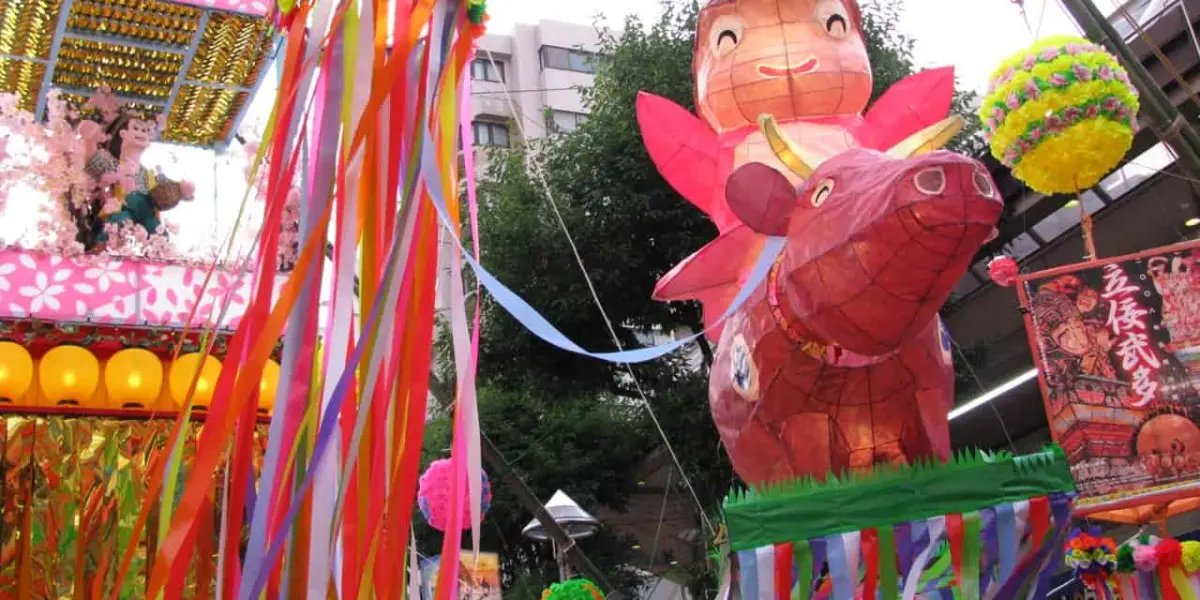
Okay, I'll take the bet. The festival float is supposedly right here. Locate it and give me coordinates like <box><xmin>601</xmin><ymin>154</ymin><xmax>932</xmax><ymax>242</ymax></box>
<box><xmin>0</xmin><ymin>0</ymin><xmax>501</xmax><ymax>593</ymax></box>
<box><xmin>0</xmin><ymin>0</ymin><xmax>289</xmax><ymax>593</ymax></box>
<box><xmin>632</xmin><ymin>0</ymin><xmax>1094</xmax><ymax>596</ymax></box>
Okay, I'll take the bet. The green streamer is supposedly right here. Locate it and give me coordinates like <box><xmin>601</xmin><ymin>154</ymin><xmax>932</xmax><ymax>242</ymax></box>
<box><xmin>878</xmin><ymin>526</ymin><xmax>899</xmax><ymax>600</ymax></box>
<box><xmin>794</xmin><ymin>540</ymin><xmax>813</xmax><ymax>600</ymax></box>
<box><xmin>961</xmin><ymin>512</ymin><xmax>982</xmax><ymax>600</ymax></box>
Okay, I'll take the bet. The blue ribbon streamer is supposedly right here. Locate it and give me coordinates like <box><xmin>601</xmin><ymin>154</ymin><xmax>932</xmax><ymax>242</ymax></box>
<box><xmin>826</xmin><ymin>534</ymin><xmax>854</xmax><ymax>599</ymax></box>
<box><xmin>419</xmin><ymin>135</ymin><xmax>787</xmax><ymax>364</ymax></box>
<box><xmin>739</xmin><ymin>549</ymin><xmax>760</xmax><ymax>600</ymax></box>
<box><xmin>996</xmin><ymin>500</ymin><xmax>1017</xmax><ymax>585</ymax></box>
<box><xmin>979</xmin><ymin>507</ymin><xmax>998</xmax><ymax>594</ymax></box>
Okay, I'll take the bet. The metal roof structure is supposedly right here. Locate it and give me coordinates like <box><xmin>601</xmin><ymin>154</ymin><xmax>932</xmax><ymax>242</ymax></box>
<box><xmin>0</xmin><ymin>0</ymin><xmax>277</xmax><ymax>147</ymax></box>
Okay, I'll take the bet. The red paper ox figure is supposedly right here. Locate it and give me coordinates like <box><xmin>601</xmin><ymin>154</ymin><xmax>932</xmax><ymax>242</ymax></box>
<box><xmin>637</xmin><ymin>0</ymin><xmax>1004</xmax><ymax>484</ymax></box>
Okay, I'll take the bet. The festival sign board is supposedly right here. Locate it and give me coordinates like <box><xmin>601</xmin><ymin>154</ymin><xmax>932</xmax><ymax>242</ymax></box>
<box><xmin>1016</xmin><ymin>240</ymin><xmax>1200</xmax><ymax>522</ymax></box>
<box><xmin>420</xmin><ymin>552</ymin><xmax>502</xmax><ymax>600</ymax></box>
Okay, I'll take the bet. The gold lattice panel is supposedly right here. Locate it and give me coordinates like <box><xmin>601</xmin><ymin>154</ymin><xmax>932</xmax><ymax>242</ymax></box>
<box><xmin>0</xmin><ymin>0</ymin><xmax>275</xmax><ymax>147</ymax></box>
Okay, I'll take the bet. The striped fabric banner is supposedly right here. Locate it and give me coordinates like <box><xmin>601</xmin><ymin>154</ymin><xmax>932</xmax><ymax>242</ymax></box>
<box><xmin>728</xmin><ymin>492</ymin><xmax>1075</xmax><ymax>600</ymax></box>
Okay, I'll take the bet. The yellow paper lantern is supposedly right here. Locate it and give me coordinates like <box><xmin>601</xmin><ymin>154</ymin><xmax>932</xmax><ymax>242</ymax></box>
<box><xmin>0</xmin><ymin>341</ymin><xmax>34</xmax><ymax>404</ymax></box>
<box><xmin>169</xmin><ymin>353</ymin><xmax>221</xmax><ymax>410</ymax></box>
<box><xmin>39</xmin><ymin>345</ymin><xmax>101</xmax><ymax>407</ymax></box>
<box><xmin>258</xmin><ymin>359</ymin><xmax>280</xmax><ymax>415</ymax></box>
<box><xmin>104</xmin><ymin>348</ymin><xmax>164</xmax><ymax>409</ymax></box>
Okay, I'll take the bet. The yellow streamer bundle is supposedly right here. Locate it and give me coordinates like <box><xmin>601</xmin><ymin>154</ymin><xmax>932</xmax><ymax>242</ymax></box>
<box><xmin>979</xmin><ymin>36</ymin><xmax>1139</xmax><ymax>195</ymax></box>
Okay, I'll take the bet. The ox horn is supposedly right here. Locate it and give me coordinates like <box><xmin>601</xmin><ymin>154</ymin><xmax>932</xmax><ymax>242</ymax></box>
<box><xmin>886</xmin><ymin>115</ymin><xmax>965</xmax><ymax>159</ymax></box>
<box><xmin>759</xmin><ymin>114</ymin><xmax>828</xmax><ymax>179</ymax></box>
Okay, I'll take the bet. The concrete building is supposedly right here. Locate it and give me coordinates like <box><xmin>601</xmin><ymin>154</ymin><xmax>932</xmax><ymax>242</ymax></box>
<box><xmin>468</xmin><ymin>20</ymin><xmax>602</xmax><ymax>151</ymax></box>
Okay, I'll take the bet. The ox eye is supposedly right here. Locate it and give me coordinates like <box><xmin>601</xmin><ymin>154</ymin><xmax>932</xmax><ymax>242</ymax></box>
<box><xmin>811</xmin><ymin>179</ymin><xmax>835</xmax><ymax>207</ymax></box>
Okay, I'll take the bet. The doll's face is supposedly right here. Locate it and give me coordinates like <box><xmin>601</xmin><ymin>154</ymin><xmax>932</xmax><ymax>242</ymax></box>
<box><xmin>119</xmin><ymin>119</ymin><xmax>157</xmax><ymax>153</ymax></box>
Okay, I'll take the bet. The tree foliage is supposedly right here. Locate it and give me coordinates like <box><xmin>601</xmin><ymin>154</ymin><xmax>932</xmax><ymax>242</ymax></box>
<box><xmin>421</xmin><ymin>0</ymin><xmax>982</xmax><ymax>594</ymax></box>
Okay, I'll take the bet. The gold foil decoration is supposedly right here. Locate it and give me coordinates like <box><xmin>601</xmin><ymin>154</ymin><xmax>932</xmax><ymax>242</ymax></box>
<box><xmin>0</xmin><ymin>415</ymin><xmax>269</xmax><ymax>599</ymax></box>
<box><xmin>162</xmin><ymin>85</ymin><xmax>246</xmax><ymax>145</ymax></box>
<box><xmin>0</xmin><ymin>58</ymin><xmax>45</xmax><ymax>111</ymax></box>
<box><xmin>1</xmin><ymin>0</ymin><xmax>272</xmax><ymax>147</ymax></box>
<box><xmin>52</xmin><ymin>38</ymin><xmax>182</xmax><ymax>100</ymax></box>
<box><xmin>0</xmin><ymin>0</ymin><xmax>63</xmax><ymax>60</ymax></box>
<box><xmin>186</xmin><ymin>12</ymin><xmax>270</xmax><ymax>85</ymax></box>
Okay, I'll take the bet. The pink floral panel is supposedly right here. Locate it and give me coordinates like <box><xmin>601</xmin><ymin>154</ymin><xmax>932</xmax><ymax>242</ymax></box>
<box><xmin>0</xmin><ymin>249</ymin><xmax>286</xmax><ymax>331</ymax></box>
<box><xmin>171</xmin><ymin>0</ymin><xmax>270</xmax><ymax>18</ymax></box>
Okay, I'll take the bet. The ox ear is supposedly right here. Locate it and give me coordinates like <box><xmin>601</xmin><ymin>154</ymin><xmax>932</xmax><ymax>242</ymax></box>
<box><xmin>725</xmin><ymin>162</ymin><xmax>796</xmax><ymax>236</ymax></box>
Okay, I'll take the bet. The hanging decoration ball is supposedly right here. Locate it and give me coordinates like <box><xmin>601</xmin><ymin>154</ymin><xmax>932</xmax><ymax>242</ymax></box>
<box><xmin>39</xmin><ymin>345</ymin><xmax>102</xmax><ymax>408</ymax></box>
<box><xmin>1181</xmin><ymin>541</ymin><xmax>1200</xmax><ymax>573</ymax></box>
<box><xmin>466</xmin><ymin>0</ymin><xmax>487</xmax><ymax>25</ymax></box>
<box><xmin>1065</xmin><ymin>528</ymin><xmax>1117</xmax><ymax>588</ymax></box>
<box><xmin>541</xmin><ymin>579</ymin><xmax>604</xmax><ymax>600</ymax></box>
<box><xmin>987</xmin><ymin>255</ymin><xmax>1020</xmax><ymax>287</ymax></box>
<box><xmin>168</xmin><ymin>353</ymin><xmax>221</xmax><ymax>410</ymax></box>
<box><xmin>104</xmin><ymin>348</ymin><xmax>164</xmax><ymax>409</ymax></box>
<box><xmin>979</xmin><ymin>35</ymin><xmax>1139</xmax><ymax>195</ymax></box>
<box><xmin>0</xmin><ymin>341</ymin><xmax>34</xmax><ymax>404</ymax></box>
<box><xmin>417</xmin><ymin>458</ymin><xmax>492</xmax><ymax>532</ymax></box>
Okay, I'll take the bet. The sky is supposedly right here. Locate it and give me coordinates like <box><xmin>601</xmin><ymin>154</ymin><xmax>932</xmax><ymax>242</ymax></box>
<box><xmin>485</xmin><ymin>0</ymin><xmax>1086</xmax><ymax>94</ymax></box>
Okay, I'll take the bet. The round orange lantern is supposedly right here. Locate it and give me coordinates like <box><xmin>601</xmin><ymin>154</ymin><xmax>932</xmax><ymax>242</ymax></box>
<box><xmin>104</xmin><ymin>348</ymin><xmax>164</xmax><ymax>409</ymax></box>
<box><xmin>169</xmin><ymin>353</ymin><xmax>221</xmax><ymax>410</ymax></box>
<box><xmin>39</xmin><ymin>345</ymin><xmax>101</xmax><ymax>407</ymax></box>
<box><xmin>0</xmin><ymin>341</ymin><xmax>34</xmax><ymax>404</ymax></box>
<box><xmin>259</xmin><ymin>359</ymin><xmax>280</xmax><ymax>415</ymax></box>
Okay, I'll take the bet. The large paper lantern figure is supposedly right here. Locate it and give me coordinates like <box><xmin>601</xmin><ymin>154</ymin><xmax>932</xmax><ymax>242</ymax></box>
<box><xmin>980</xmin><ymin>36</ymin><xmax>1138</xmax><ymax>195</ymax></box>
<box><xmin>104</xmin><ymin>348</ymin><xmax>164</xmax><ymax>409</ymax></box>
<box><xmin>168</xmin><ymin>353</ymin><xmax>221</xmax><ymax>410</ymax></box>
<box><xmin>0</xmin><ymin>341</ymin><xmax>34</xmax><ymax>404</ymax></box>
<box><xmin>417</xmin><ymin>458</ymin><xmax>492</xmax><ymax>531</ymax></box>
<box><xmin>39</xmin><ymin>345</ymin><xmax>101</xmax><ymax>407</ymax></box>
<box><xmin>638</xmin><ymin>0</ymin><xmax>1003</xmax><ymax>484</ymax></box>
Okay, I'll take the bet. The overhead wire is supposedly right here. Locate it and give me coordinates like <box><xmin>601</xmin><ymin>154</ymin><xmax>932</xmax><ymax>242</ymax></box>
<box><xmin>476</xmin><ymin>48</ymin><xmax>715</xmax><ymax>536</ymax></box>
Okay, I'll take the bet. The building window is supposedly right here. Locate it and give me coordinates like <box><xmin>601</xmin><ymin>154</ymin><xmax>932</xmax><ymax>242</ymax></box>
<box><xmin>539</xmin><ymin>46</ymin><xmax>599</xmax><ymax>74</ymax></box>
<box><xmin>472</xmin><ymin>121</ymin><xmax>510</xmax><ymax>147</ymax></box>
<box><xmin>546</xmin><ymin>110</ymin><xmax>587</xmax><ymax>133</ymax></box>
<box><xmin>470</xmin><ymin>58</ymin><xmax>505</xmax><ymax>82</ymax></box>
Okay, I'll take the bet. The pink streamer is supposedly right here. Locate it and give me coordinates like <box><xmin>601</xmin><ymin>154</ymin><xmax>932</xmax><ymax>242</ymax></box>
<box><xmin>436</xmin><ymin>50</ymin><xmax>487</xmax><ymax>600</ymax></box>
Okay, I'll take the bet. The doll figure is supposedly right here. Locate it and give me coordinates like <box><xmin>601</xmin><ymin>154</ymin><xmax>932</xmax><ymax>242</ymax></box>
<box><xmin>77</xmin><ymin>93</ymin><xmax>195</xmax><ymax>250</ymax></box>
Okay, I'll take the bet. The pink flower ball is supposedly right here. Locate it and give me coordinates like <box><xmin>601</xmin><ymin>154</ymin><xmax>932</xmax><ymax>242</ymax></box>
<box><xmin>987</xmin><ymin>256</ymin><xmax>1020</xmax><ymax>287</ymax></box>
<box><xmin>417</xmin><ymin>458</ymin><xmax>492</xmax><ymax>532</ymax></box>
<box><xmin>1134</xmin><ymin>544</ymin><xmax>1159</xmax><ymax>571</ymax></box>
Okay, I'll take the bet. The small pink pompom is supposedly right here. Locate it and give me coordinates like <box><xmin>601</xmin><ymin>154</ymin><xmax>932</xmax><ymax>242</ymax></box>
<box><xmin>1134</xmin><ymin>544</ymin><xmax>1159</xmax><ymax>571</ymax></box>
<box><xmin>988</xmin><ymin>256</ymin><xmax>1020</xmax><ymax>287</ymax></box>
<box><xmin>417</xmin><ymin>458</ymin><xmax>493</xmax><ymax>532</ymax></box>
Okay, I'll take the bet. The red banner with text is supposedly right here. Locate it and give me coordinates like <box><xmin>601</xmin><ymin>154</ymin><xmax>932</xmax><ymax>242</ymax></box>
<box><xmin>1018</xmin><ymin>240</ymin><xmax>1200</xmax><ymax>514</ymax></box>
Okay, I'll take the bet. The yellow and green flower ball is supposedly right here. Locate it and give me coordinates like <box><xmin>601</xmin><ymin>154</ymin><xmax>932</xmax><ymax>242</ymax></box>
<box><xmin>979</xmin><ymin>36</ymin><xmax>1140</xmax><ymax>195</ymax></box>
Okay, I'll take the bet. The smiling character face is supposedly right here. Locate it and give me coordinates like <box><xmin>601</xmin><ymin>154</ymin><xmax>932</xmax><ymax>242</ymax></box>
<box><xmin>694</xmin><ymin>0</ymin><xmax>872</xmax><ymax>133</ymax></box>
